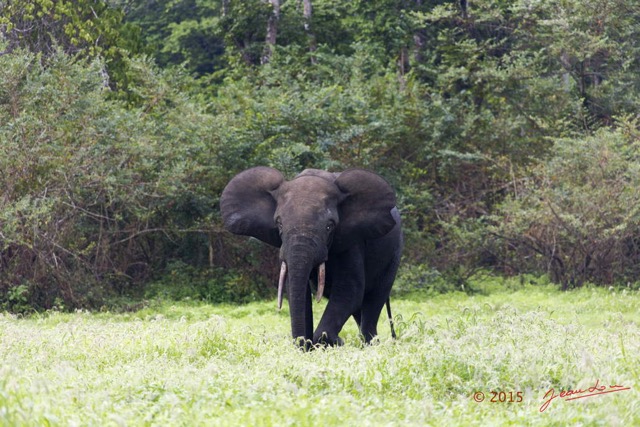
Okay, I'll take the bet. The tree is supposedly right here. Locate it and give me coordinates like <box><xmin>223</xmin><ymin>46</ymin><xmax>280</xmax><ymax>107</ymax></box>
<box><xmin>0</xmin><ymin>0</ymin><xmax>125</xmax><ymax>55</ymax></box>
<box><xmin>123</xmin><ymin>0</ymin><xmax>226</xmax><ymax>75</ymax></box>
<box><xmin>0</xmin><ymin>0</ymin><xmax>144</xmax><ymax>93</ymax></box>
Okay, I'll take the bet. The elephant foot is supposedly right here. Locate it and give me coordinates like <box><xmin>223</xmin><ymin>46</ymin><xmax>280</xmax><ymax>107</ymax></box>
<box><xmin>363</xmin><ymin>335</ymin><xmax>380</xmax><ymax>346</ymax></box>
<box><xmin>294</xmin><ymin>337</ymin><xmax>314</xmax><ymax>351</ymax></box>
<box><xmin>314</xmin><ymin>331</ymin><xmax>344</xmax><ymax>347</ymax></box>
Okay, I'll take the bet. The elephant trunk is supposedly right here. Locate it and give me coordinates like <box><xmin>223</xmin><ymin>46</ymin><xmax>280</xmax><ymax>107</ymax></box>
<box><xmin>286</xmin><ymin>260</ymin><xmax>314</xmax><ymax>346</ymax></box>
<box><xmin>280</xmin><ymin>235</ymin><xmax>327</xmax><ymax>347</ymax></box>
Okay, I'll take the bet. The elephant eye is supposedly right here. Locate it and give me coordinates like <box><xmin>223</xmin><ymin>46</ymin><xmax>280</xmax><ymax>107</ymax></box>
<box><xmin>326</xmin><ymin>221</ymin><xmax>335</xmax><ymax>232</ymax></box>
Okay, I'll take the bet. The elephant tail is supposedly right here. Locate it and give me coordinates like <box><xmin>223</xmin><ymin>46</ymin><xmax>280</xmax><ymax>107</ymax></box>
<box><xmin>386</xmin><ymin>298</ymin><xmax>397</xmax><ymax>339</ymax></box>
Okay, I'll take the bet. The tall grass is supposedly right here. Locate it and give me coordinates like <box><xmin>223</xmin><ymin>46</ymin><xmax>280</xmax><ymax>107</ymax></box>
<box><xmin>0</xmin><ymin>283</ymin><xmax>638</xmax><ymax>426</ymax></box>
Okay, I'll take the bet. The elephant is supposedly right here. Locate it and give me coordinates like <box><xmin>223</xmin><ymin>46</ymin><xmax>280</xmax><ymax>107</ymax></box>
<box><xmin>220</xmin><ymin>167</ymin><xmax>403</xmax><ymax>348</ymax></box>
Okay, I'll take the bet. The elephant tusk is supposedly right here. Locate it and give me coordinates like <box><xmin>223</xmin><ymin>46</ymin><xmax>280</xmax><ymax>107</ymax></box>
<box><xmin>277</xmin><ymin>261</ymin><xmax>287</xmax><ymax>310</ymax></box>
<box><xmin>316</xmin><ymin>262</ymin><xmax>325</xmax><ymax>303</ymax></box>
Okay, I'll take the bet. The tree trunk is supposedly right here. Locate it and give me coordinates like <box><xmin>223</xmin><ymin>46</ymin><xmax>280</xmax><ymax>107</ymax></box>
<box><xmin>412</xmin><ymin>0</ymin><xmax>427</xmax><ymax>68</ymax></box>
<box><xmin>262</xmin><ymin>0</ymin><xmax>281</xmax><ymax>64</ymax></box>
<box><xmin>398</xmin><ymin>46</ymin><xmax>409</xmax><ymax>88</ymax></box>
<box><xmin>302</xmin><ymin>0</ymin><xmax>317</xmax><ymax>63</ymax></box>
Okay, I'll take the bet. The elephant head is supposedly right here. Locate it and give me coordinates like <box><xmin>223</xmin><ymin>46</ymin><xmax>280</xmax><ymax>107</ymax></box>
<box><xmin>220</xmin><ymin>167</ymin><xmax>397</xmax><ymax>346</ymax></box>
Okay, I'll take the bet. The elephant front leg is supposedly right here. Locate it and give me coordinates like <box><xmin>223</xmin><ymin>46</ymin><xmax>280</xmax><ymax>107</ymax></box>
<box><xmin>313</xmin><ymin>271</ymin><xmax>364</xmax><ymax>346</ymax></box>
<box><xmin>313</xmin><ymin>303</ymin><xmax>349</xmax><ymax>346</ymax></box>
<box><xmin>312</xmin><ymin>247</ymin><xmax>366</xmax><ymax>346</ymax></box>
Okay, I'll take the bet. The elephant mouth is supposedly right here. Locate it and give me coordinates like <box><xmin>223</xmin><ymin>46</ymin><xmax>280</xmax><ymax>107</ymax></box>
<box><xmin>277</xmin><ymin>261</ymin><xmax>325</xmax><ymax>310</ymax></box>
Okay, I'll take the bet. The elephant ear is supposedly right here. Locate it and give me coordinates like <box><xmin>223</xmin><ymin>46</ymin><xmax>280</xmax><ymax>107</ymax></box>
<box><xmin>220</xmin><ymin>166</ymin><xmax>284</xmax><ymax>247</ymax></box>
<box><xmin>333</xmin><ymin>169</ymin><xmax>397</xmax><ymax>252</ymax></box>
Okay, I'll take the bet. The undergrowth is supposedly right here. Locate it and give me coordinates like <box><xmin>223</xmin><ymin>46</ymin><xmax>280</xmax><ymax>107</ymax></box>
<box><xmin>0</xmin><ymin>285</ymin><xmax>638</xmax><ymax>426</ymax></box>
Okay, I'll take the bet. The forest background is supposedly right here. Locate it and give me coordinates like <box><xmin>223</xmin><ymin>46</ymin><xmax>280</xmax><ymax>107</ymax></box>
<box><xmin>1</xmin><ymin>0</ymin><xmax>640</xmax><ymax>311</ymax></box>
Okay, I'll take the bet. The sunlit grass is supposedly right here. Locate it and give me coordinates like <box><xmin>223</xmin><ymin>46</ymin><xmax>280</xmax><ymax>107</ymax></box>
<box><xmin>0</xmin><ymin>282</ymin><xmax>638</xmax><ymax>426</ymax></box>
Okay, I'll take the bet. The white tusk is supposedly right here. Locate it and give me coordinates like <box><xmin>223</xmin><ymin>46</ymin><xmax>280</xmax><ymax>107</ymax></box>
<box><xmin>277</xmin><ymin>261</ymin><xmax>287</xmax><ymax>310</ymax></box>
<box><xmin>316</xmin><ymin>262</ymin><xmax>325</xmax><ymax>303</ymax></box>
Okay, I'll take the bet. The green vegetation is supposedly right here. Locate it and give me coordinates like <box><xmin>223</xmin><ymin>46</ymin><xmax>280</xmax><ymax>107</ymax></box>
<box><xmin>2</xmin><ymin>0</ymin><xmax>640</xmax><ymax>309</ymax></box>
<box><xmin>0</xmin><ymin>285</ymin><xmax>638</xmax><ymax>425</ymax></box>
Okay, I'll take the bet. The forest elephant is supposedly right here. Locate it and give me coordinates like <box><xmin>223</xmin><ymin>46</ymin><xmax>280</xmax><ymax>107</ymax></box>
<box><xmin>220</xmin><ymin>167</ymin><xmax>403</xmax><ymax>349</ymax></box>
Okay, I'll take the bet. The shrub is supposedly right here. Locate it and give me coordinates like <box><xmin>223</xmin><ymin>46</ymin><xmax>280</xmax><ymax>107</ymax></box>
<box><xmin>0</xmin><ymin>48</ymin><xmax>219</xmax><ymax>310</ymax></box>
<box><xmin>492</xmin><ymin>121</ymin><xmax>640</xmax><ymax>288</ymax></box>
<box><xmin>144</xmin><ymin>260</ymin><xmax>271</xmax><ymax>304</ymax></box>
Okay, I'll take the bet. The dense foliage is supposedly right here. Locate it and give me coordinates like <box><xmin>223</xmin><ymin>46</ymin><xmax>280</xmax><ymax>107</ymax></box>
<box><xmin>1</xmin><ymin>0</ymin><xmax>640</xmax><ymax>310</ymax></box>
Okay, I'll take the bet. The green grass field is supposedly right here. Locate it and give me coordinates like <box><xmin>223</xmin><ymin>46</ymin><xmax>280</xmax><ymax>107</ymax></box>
<box><xmin>1</xmin><ymin>282</ymin><xmax>638</xmax><ymax>426</ymax></box>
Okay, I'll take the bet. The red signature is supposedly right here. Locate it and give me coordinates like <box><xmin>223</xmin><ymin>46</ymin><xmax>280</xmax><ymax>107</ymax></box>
<box><xmin>540</xmin><ymin>379</ymin><xmax>631</xmax><ymax>412</ymax></box>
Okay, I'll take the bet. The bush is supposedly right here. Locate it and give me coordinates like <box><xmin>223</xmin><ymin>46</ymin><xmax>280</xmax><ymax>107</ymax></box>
<box><xmin>492</xmin><ymin>120</ymin><xmax>640</xmax><ymax>288</ymax></box>
<box><xmin>0</xmin><ymin>48</ymin><xmax>220</xmax><ymax>311</ymax></box>
<box><xmin>392</xmin><ymin>264</ymin><xmax>459</xmax><ymax>295</ymax></box>
<box><xmin>144</xmin><ymin>261</ymin><xmax>271</xmax><ymax>304</ymax></box>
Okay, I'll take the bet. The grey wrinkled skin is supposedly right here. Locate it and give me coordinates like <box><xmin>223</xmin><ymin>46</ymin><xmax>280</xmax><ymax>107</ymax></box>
<box><xmin>220</xmin><ymin>167</ymin><xmax>403</xmax><ymax>349</ymax></box>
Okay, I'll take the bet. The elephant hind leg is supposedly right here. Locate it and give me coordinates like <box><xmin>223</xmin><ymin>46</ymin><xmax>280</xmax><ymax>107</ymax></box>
<box><xmin>358</xmin><ymin>306</ymin><xmax>381</xmax><ymax>343</ymax></box>
<box><xmin>360</xmin><ymin>258</ymin><xmax>400</xmax><ymax>343</ymax></box>
<box><xmin>353</xmin><ymin>309</ymin><xmax>378</xmax><ymax>343</ymax></box>
<box><xmin>352</xmin><ymin>309</ymin><xmax>362</xmax><ymax>328</ymax></box>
